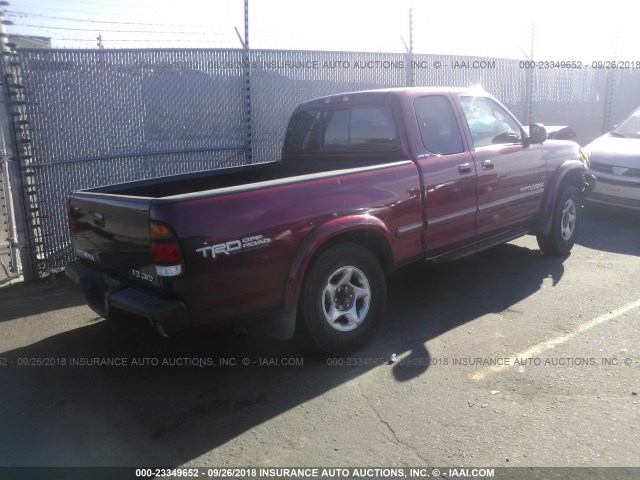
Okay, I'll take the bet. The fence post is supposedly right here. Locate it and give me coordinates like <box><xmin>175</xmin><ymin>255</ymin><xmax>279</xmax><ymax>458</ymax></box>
<box><xmin>602</xmin><ymin>29</ymin><xmax>620</xmax><ymax>132</ymax></box>
<box><xmin>524</xmin><ymin>22</ymin><xmax>535</xmax><ymax>125</ymax></box>
<box><xmin>407</xmin><ymin>8</ymin><xmax>414</xmax><ymax>87</ymax></box>
<box><xmin>242</xmin><ymin>0</ymin><xmax>253</xmax><ymax>164</ymax></box>
<box><xmin>0</xmin><ymin>5</ymin><xmax>35</xmax><ymax>280</ymax></box>
<box><xmin>602</xmin><ymin>69</ymin><xmax>616</xmax><ymax>132</ymax></box>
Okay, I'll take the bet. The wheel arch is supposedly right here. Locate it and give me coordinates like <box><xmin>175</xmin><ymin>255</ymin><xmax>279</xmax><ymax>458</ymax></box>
<box><xmin>534</xmin><ymin>160</ymin><xmax>588</xmax><ymax>236</ymax></box>
<box><xmin>283</xmin><ymin>215</ymin><xmax>394</xmax><ymax>311</ymax></box>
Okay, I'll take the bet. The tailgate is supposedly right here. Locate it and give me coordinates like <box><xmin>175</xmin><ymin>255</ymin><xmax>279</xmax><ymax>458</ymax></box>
<box><xmin>68</xmin><ymin>193</ymin><xmax>158</xmax><ymax>285</ymax></box>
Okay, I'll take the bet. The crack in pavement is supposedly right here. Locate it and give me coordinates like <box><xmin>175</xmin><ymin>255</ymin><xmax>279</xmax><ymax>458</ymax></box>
<box><xmin>359</xmin><ymin>387</ymin><xmax>430</xmax><ymax>464</ymax></box>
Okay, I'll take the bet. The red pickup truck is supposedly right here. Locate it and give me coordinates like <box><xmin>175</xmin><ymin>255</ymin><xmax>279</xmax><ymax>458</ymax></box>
<box><xmin>66</xmin><ymin>87</ymin><xmax>595</xmax><ymax>354</ymax></box>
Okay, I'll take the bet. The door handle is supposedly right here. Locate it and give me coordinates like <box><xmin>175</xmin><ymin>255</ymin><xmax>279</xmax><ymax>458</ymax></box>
<box><xmin>458</xmin><ymin>163</ymin><xmax>472</xmax><ymax>175</ymax></box>
<box><xmin>482</xmin><ymin>160</ymin><xmax>494</xmax><ymax>170</ymax></box>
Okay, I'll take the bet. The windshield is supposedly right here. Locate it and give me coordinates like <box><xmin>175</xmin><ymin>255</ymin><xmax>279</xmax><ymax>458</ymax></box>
<box><xmin>612</xmin><ymin>107</ymin><xmax>640</xmax><ymax>138</ymax></box>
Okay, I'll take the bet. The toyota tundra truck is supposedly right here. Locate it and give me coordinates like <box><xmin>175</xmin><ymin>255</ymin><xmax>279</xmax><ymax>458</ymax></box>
<box><xmin>66</xmin><ymin>87</ymin><xmax>595</xmax><ymax>354</ymax></box>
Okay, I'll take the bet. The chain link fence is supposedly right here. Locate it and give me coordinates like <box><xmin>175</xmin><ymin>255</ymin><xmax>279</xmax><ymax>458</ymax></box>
<box><xmin>8</xmin><ymin>49</ymin><xmax>249</xmax><ymax>276</ymax></box>
<box><xmin>4</xmin><ymin>47</ymin><xmax>640</xmax><ymax>279</ymax></box>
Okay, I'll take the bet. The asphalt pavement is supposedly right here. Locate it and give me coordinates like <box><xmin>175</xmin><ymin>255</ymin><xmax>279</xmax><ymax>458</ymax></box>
<box><xmin>0</xmin><ymin>205</ymin><xmax>638</xmax><ymax>472</ymax></box>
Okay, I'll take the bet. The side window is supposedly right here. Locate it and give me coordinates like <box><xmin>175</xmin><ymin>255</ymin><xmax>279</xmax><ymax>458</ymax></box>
<box><xmin>460</xmin><ymin>96</ymin><xmax>522</xmax><ymax>148</ymax></box>
<box><xmin>414</xmin><ymin>95</ymin><xmax>464</xmax><ymax>155</ymax></box>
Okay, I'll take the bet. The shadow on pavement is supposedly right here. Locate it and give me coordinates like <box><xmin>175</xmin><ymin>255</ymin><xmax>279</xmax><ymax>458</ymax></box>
<box><xmin>0</xmin><ymin>242</ymin><xmax>566</xmax><ymax>467</ymax></box>
<box><xmin>578</xmin><ymin>204</ymin><xmax>640</xmax><ymax>256</ymax></box>
<box><xmin>0</xmin><ymin>278</ymin><xmax>87</xmax><ymax>323</ymax></box>
<box><xmin>386</xmin><ymin>243</ymin><xmax>563</xmax><ymax>382</ymax></box>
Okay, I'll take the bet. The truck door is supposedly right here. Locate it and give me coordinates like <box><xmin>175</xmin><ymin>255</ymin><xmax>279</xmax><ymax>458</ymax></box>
<box><xmin>458</xmin><ymin>95</ymin><xmax>546</xmax><ymax>238</ymax></box>
<box><xmin>414</xmin><ymin>95</ymin><xmax>478</xmax><ymax>253</ymax></box>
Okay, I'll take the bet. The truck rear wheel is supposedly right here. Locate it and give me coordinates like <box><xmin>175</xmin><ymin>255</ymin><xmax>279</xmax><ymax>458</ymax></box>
<box><xmin>537</xmin><ymin>185</ymin><xmax>581</xmax><ymax>255</ymax></box>
<box><xmin>301</xmin><ymin>244</ymin><xmax>386</xmax><ymax>355</ymax></box>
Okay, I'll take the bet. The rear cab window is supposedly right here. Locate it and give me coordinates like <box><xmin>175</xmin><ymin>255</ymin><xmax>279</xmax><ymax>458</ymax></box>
<box><xmin>284</xmin><ymin>105</ymin><xmax>399</xmax><ymax>154</ymax></box>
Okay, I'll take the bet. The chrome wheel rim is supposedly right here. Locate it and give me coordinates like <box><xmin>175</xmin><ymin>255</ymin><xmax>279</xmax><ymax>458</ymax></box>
<box><xmin>322</xmin><ymin>266</ymin><xmax>371</xmax><ymax>332</ymax></box>
<box><xmin>561</xmin><ymin>198</ymin><xmax>577</xmax><ymax>241</ymax></box>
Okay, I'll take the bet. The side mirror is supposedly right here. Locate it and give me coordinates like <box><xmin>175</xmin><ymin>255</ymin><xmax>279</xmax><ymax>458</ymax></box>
<box><xmin>525</xmin><ymin>123</ymin><xmax>548</xmax><ymax>146</ymax></box>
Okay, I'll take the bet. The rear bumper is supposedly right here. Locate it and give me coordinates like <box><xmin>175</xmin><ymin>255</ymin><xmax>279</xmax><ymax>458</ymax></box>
<box><xmin>66</xmin><ymin>260</ymin><xmax>189</xmax><ymax>332</ymax></box>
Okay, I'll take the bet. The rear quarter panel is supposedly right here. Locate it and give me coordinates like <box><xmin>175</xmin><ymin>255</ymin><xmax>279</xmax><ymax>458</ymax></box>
<box><xmin>150</xmin><ymin>162</ymin><xmax>423</xmax><ymax>326</ymax></box>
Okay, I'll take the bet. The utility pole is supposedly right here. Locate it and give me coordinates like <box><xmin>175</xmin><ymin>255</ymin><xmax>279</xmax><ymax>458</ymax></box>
<box><xmin>96</xmin><ymin>34</ymin><xmax>104</xmax><ymax>49</ymax></box>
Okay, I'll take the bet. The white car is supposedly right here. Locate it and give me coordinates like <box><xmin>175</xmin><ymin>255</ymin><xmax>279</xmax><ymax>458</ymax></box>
<box><xmin>585</xmin><ymin>107</ymin><xmax>640</xmax><ymax>210</ymax></box>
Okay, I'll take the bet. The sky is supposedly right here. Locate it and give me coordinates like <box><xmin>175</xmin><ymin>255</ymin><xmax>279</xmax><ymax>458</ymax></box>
<box><xmin>2</xmin><ymin>0</ymin><xmax>637</xmax><ymax>62</ymax></box>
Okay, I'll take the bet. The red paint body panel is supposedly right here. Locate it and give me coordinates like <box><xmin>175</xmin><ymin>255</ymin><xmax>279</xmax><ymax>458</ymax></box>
<box><xmin>149</xmin><ymin>161</ymin><xmax>423</xmax><ymax>325</ymax></box>
<box><xmin>472</xmin><ymin>144</ymin><xmax>547</xmax><ymax>237</ymax></box>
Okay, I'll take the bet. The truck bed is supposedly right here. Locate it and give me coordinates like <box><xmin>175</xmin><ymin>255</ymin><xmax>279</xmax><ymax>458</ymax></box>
<box><xmin>88</xmin><ymin>158</ymin><xmax>387</xmax><ymax>199</ymax></box>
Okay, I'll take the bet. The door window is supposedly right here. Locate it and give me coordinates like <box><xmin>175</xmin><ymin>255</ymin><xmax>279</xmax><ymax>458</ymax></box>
<box><xmin>414</xmin><ymin>95</ymin><xmax>464</xmax><ymax>155</ymax></box>
<box><xmin>460</xmin><ymin>96</ymin><xmax>522</xmax><ymax>148</ymax></box>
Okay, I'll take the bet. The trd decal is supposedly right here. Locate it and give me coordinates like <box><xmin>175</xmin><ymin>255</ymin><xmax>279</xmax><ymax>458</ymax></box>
<box><xmin>196</xmin><ymin>235</ymin><xmax>272</xmax><ymax>259</ymax></box>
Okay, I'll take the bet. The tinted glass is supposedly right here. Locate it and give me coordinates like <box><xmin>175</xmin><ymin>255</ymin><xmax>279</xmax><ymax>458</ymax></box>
<box><xmin>284</xmin><ymin>111</ymin><xmax>320</xmax><ymax>152</ymax></box>
<box><xmin>349</xmin><ymin>106</ymin><xmax>398</xmax><ymax>150</ymax></box>
<box><xmin>414</xmin><ymin>95</ymin><xmax>464</xmax><ymax>155</ymax></box>
<box><xmin>283</xmin><ymin>105</ymin><xmax>398</xmax><ymax>153</ymax></box>
<box><xmin>460</xmin><ymin>96</ymin><xmax>522</xmax><ymax>148</ymax></box>
<box><xmin>322</xmin><ymin>109</ymin><xmax>350</xmax><ymax>148</ymax></box>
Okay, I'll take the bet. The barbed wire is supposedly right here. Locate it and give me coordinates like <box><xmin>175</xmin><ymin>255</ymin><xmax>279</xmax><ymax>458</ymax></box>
<box><xmin>9</xmin><ymin>1</ymin><xmax>165</xmax><ymax>13</ymax></box>
<box><xmin>7</xmin><ymin>11</ymin><xmax>230</xmax><ymax>29</ymax></box>
<box><xmin>47</xmin><ymin>36</ymin><xmax>236</xmax><ymax>42</ymax></box>
<box><xmin>10</xmin><ymin>23</ymin><xmax>235</xmax><ymax>35</ymax></box>
<box><xmin>51</xmin><ymin>37</ymin><xmax>239</xmax><ymax>44</ymax></box>
<box><xmin>23</xmin><ymin>0</ymin><xmax>167</xmax><ymax>7</ymax></box>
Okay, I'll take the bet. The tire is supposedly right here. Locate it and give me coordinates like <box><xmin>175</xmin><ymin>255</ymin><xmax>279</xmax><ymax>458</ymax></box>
<box><xmin>301</xmin><ymin>243</ymin><xmax>387</xmax><ymax>355</ymax></box>
<box><xmin>537</xmin><ymin>185</ymin><xmax>581</xmax><ymax>256</ymax></box>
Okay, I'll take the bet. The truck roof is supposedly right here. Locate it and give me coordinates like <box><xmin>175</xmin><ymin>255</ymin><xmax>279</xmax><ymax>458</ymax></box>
<box><xmin>296</xmin><ymin>86</ymin><xmax>489</xmax><ymax>112</ymax></box>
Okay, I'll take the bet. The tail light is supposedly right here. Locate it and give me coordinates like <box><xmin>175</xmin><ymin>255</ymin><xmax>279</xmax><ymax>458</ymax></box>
<box><xmin>67</xmin><ymin>203</ymin><xmax>79</xmax><ymax>233</ymax></box>
<box><xmin>323</xmin><ymin>94</ymin><xmax>350</xmax><ymax>104</ymax></box>
<box><xmin>150</xmin><ymin>221</ymin><xmax>184</xmax><ymax>278</ymax></box>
